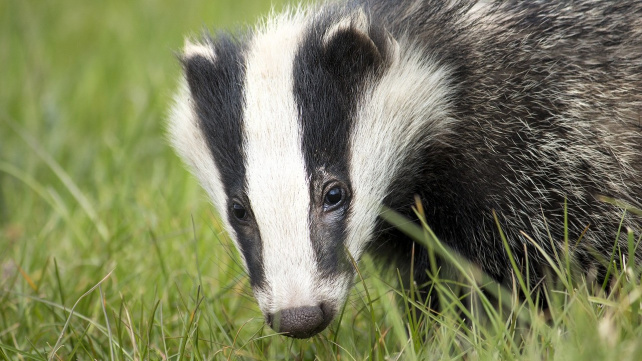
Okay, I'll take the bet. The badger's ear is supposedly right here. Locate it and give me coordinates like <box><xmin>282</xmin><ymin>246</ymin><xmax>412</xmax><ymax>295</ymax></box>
<box><xmin>182</xmin><ymin>38</ymin><xmax>217</xmax><ymax>63</ymax></box>
<box><xmin>322</xmin><ymin>9</ymin><xmax>398</xmax><ymax>80</ymax></box>
<box><xmin>180</xmin><ymin>38</ymin><xmax>218</xmax><ymax>96</ymax></box>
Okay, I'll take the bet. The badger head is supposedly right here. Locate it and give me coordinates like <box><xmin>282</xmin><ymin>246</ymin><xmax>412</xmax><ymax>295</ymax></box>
<box><xmin>168</xmin><ymin>7</ymin><xmax>453</xmax><ymax>338</ymax></box>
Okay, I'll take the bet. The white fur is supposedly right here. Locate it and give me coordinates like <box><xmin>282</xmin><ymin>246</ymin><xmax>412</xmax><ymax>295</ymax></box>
<box><xmin>243</xmin><ymin>11</ymin><xmax>349</xmax><ymax>314</ymax></box>
<box><xmin>167</xmin><ymin>76</ymin><xmax>239</xmax><ymax>252</ymax></box>
<box><xmin>183</xmin><ymin>38</ymin><xmax>216</xmax><ymax>62</ymax></box>
<box><xmin>347</xmin><ymin>41</ymin><xmax>455</xmax><ymax>260</ymax></box>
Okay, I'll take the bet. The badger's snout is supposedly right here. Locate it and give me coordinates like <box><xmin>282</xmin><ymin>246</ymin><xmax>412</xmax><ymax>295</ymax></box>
<box><xmin>267</xmin><ymin>303</ymin><xmax>335</xmax><ymax>338</ymax></box>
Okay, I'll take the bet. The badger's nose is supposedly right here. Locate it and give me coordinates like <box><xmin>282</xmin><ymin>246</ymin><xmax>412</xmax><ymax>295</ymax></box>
<box><xmin>267</xmin><ymin>304</ymin><xmax>332</xmax><ymax>338</ymax></box>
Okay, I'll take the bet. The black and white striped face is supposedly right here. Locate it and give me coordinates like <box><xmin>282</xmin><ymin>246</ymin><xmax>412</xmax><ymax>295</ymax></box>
<box><xmin>169</xmin><ymin>7</ymin><xmax>453</xmax><ymax>338</ymax></box>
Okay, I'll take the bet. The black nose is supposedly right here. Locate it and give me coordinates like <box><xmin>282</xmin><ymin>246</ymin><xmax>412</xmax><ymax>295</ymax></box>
<box><xmin>267</xmin><ymin>304</ymin><xmax>333</xmax><ymax>338</ymax></box>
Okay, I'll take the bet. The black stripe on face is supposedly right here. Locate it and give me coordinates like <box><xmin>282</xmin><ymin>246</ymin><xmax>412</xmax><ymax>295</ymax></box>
<box><xmin>182</xmin><ymin>35</ymin><xmax>265</xmax><ymax>289</ymax></box>
<box><xmin>293</xmin><ymin>11</ymin><xmax>393</xmax><ymax>279</ymax></box>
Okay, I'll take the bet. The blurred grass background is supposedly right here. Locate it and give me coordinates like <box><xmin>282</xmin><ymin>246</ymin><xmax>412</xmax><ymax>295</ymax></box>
<box><xmin>3</xmin><ymin>0</ymin><xmax>642</xmax><ymax>360</ymax></box>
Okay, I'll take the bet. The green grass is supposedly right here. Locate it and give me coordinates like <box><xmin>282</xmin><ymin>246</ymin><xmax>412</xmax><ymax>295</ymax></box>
<box><xmin>2</xmin><ymin>0</ymin><xmax>642</xmax><ymax>359</ymax></box>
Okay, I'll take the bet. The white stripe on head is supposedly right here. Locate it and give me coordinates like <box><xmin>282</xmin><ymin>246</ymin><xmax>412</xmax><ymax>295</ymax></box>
<box><xmin>242</xmin><ymin>11</ymin><xmax>321</xmax><ymax>313</ymax></box>
<box><xmin>347</xmin><ymin>41</ymin><xmax>455</xmax><ymax>259</ymax></box>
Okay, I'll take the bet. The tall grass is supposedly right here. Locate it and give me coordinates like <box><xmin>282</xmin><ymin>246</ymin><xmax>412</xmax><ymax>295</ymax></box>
<box><xmin>2</xmin><ymin>0</ymin><xmax>642</xmax><ymax>359</ymax></box>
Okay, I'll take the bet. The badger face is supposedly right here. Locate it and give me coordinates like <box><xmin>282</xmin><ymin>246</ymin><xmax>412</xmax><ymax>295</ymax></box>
<box><xmin>169</xmin><ymin>8</ymin><xmax>453</xmax><ymax>338</ymax></box>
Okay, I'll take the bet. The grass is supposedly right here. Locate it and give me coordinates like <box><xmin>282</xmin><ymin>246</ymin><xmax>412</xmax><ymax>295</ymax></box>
<box><xmin>1</xmin><ymin>0</ymin><xmax>642</xmax><ymax>359</ymax></box>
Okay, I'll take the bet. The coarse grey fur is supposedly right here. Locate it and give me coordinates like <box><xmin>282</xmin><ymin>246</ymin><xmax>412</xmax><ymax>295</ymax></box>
<box><xmin>365</xmin><ymin>0</ymin><xmax>642</xmax><ymax>287</ymax></box>
<box><xmin>169</xmin><ymin>0</ymin><xmax>642</xmax><ymax>338</ymax></box>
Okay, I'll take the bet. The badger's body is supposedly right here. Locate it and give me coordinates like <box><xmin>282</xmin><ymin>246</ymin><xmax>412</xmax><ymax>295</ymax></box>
<box><xmin>169</xmin><ymin>0</ymin><xmax>642</xmax><ymax>338</ymax></box>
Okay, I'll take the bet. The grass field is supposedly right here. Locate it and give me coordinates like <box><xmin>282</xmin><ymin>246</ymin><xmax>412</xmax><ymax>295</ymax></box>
<box><xmin>2</xmin><ymin>0</ymin><xmax>642</xmax><ymax>360</ymax></box>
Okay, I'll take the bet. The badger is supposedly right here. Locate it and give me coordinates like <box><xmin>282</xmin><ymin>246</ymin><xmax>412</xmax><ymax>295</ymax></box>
<box><xmin>168</xmin><ymin>0</ymin><xmax>642</xmax><ymax>338</ymax></box>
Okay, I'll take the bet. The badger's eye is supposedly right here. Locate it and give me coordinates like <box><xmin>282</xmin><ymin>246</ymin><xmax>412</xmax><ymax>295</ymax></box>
<box><xmin>324</xmin><ymin>187</ymin><xmax>344</xmax><ymax>208</ymax></box>
<box><xmin>231</xmin><ymin>203</ymin><xmax>247</xmax><ymax>220</ymax></box>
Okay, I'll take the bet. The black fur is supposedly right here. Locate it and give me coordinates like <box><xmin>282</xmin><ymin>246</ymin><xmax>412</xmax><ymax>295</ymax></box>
<box><xmin>182</xmin><ymin>35</ymin><xmax>267</xmax><ymax>289</ymax></box>
<box><xmin>293</xmin><ymin>10</ymin><xmax>394</xmax><ymax>280</ymax></box>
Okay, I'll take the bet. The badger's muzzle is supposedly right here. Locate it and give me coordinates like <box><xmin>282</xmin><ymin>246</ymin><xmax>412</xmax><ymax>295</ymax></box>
<box><xmin>267</xmin><ymin>303</ymin><xmax>335</xmax><ymax>338</ymax></box>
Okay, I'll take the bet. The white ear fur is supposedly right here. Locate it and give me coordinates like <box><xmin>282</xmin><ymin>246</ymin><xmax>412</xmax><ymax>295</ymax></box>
<box><xmin>322</xmin><ymin>9</ymin><xmax>371</xmax><ymax>48</ymax></box>
<box><xmin>384</xmin><ymin>29</ymin><xmax>400</xmax><ymax>65</ymax></box>
<box><xmin>323</xmin><ymin>8</ymin><xmax>370</xmax><ymax>45</ymax></box>
<box><xmin>322</xmin><ymin>8</ymin><xmax>400</xmax><ymax>65</ymax></box>
<box><xmin>182</xmin><ymin>38</ymin><xmax>216</xmax><ymax>62</ymax></box>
